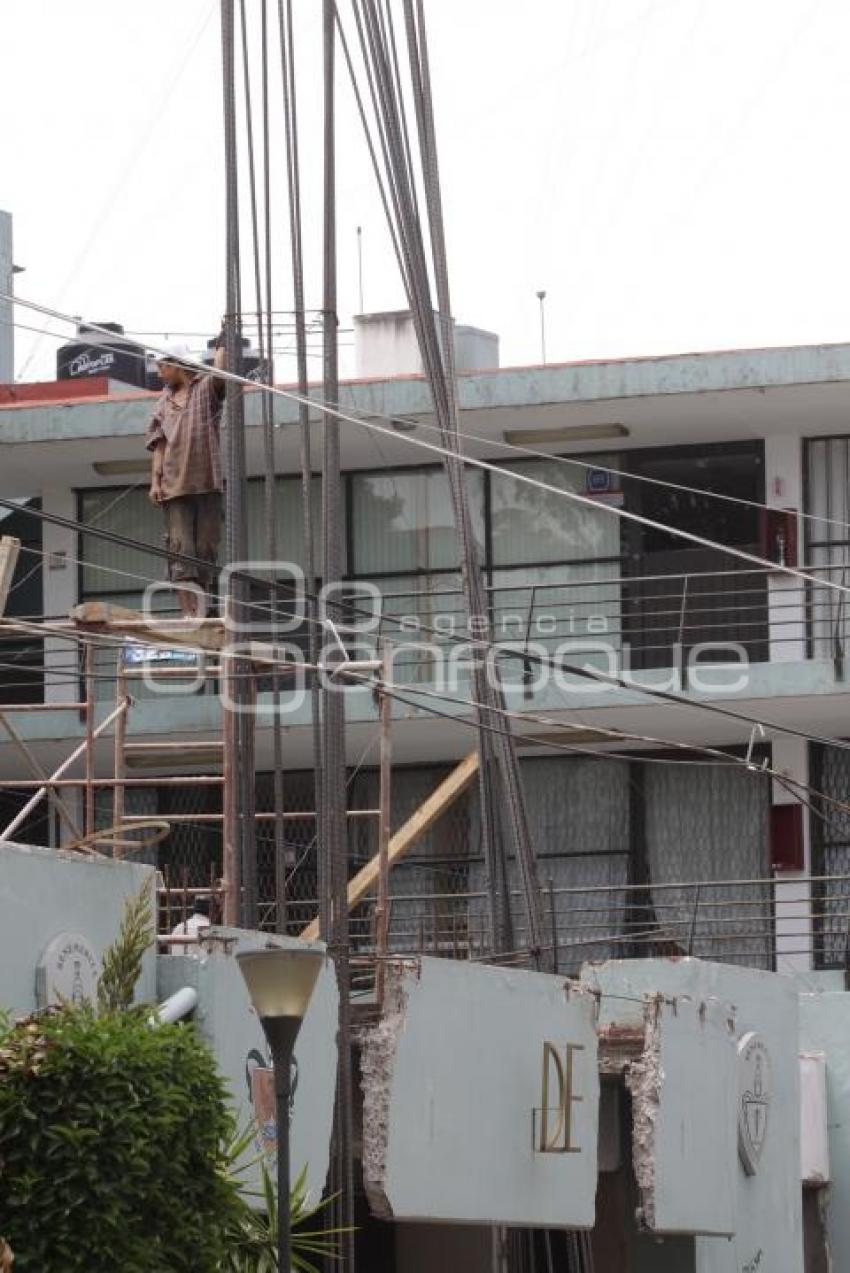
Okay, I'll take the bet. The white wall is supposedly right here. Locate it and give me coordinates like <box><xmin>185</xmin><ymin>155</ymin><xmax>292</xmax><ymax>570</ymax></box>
<box><xmin>772</xmin><ymin>736</ymin><xmax>813</xmax><ymax>973</ymax></box>
<box><xmin>42</xmin><ymin>486</ymin><xmax>80</xmax><ymax>705</ymax></box>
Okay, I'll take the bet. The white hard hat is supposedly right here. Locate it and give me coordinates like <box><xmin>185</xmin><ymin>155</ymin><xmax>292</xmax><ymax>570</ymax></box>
<box><xmin>155</xmin><ymin>341</ymin><xmax>193</xmax><ymax>365</ymax></box>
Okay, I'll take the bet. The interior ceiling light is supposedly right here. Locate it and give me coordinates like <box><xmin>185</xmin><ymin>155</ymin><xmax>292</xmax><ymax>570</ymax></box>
<box><xmin>93</xmin><ymin>459</ymin><xmax>152</xmax><ymax>477</ymax></box>
<box><xmin>502</xmin><ymin>423</ymin><xmax>629</xmax><ymax>445</ymax></box>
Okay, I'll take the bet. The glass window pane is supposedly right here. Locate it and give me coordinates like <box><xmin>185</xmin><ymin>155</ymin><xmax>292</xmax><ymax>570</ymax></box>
<box><xmin>490</xmin><ymin>456</ymin><xmax>620</xmax><ymax>566</ymax></box>
<box><xmin>79</xmin><ymin>489</ymin><xmax>163</xmax><ymax>597</ymax></box>
<box><xmin>351</xmin><ymin>468</ymin><xmax>483</xmax><ymax>574</ymax></box>
<box><xmin>245</xmin><ymin>476</ymin><xmax>327</xmax><ymax>574</ymax></box>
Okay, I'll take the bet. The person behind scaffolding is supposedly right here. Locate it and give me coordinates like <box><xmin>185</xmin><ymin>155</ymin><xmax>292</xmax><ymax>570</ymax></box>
<box><xmin>145</xmin><ymin>336</ymin><xmax>226</xmax><ymax>619</ymax></box>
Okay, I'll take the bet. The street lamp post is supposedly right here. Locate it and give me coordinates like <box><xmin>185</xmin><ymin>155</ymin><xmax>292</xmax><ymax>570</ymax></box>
<box><xmin>536</xmin><ymin>289</ymin><xmax>547</xmax><ymax>364</ymax></box>
<box><xmin>236</xmin><ymin>947</ymin><xmax>325</xmax><ymax>1272</ymax></box>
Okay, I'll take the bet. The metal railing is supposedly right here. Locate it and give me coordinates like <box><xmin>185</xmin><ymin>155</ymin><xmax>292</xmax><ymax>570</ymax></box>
<box><xmin>233</xmin><ymin>872</ymin><xmax>850</xmax><ymax>979</ymax></box>
<box><xmin>359</xmin><ymin>558</ymin><xmax>850</xmax><ymax>682</ymax></box>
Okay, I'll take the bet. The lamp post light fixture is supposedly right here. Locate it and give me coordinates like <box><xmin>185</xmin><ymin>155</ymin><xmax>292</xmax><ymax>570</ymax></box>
<box><xmin>536</xmin><ymin>289</ymin><xmax>547</xmax><ymax>365</ymax></box>
<box><xmin>236</xmin><ymin>946</ymin><xmax>325</xmax><ymax>1272</ymax></box>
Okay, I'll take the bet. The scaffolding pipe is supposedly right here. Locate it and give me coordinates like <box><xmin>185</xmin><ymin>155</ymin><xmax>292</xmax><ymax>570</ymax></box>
<box><xmin>0</xmin><ymin>700</ymin><xmax>127</xmax><ymax>844</ymax></box>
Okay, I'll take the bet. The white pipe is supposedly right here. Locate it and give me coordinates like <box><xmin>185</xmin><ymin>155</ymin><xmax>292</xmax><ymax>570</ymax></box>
<box><xmin>154</xmin><ymin>986</ymin><xmax>199</xmax><ymax>1025</ymax></box>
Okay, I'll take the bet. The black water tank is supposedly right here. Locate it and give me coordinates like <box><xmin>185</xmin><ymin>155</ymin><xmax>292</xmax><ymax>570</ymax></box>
<box><xmin>57</xmin><ymin>322</ymin><xmax>148</xmax><ymax>389</ymax></box>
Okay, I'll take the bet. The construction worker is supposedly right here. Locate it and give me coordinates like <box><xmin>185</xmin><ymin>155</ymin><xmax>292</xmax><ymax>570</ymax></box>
<box><xmin>145</xmin><ymin>338</ymin><xmax>226</xmax><ymax>619</ymax></box>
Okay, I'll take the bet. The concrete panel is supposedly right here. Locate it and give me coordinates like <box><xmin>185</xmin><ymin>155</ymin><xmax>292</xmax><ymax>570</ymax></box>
<box><xmin>627</xmin><ymin>996</ymin><xmax>736</xmax><ymax>1236</ymax></box>
<box><xmin>157</xmin><ymin>928</ymin><xmax>337</xmax><ymax>1199</ymax></box>
<box><xmin>0</xmin><ymin>841</ymin><xmax>156</xmax><ymax>1015</ymax></box>
<box><xmin>799</xmin><ymin>1052</ymin><xmax>829</xmax><ymax>1184</ymax></box>
<box><xmin>362</xmin><ymin>956</ymin><xmax>599</xmax><ymax>1228</ymax></box>
<box><xmin>581</xmin><ymin>959</ymin><xmax>802</xmax><ymax>1273</ymax></box>
<box><xmin>799</xmin><ymin>992</ymin><xmax>850</xmax><ymax>1267</ymax></box>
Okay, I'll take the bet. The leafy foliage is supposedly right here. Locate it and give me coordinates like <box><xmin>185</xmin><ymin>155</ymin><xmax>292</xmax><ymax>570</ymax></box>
<box><xmin>0</xmin><ymin>1006</ymin><xmax>240</xmax><ymax>1272</ymax></box>
<box><xmin>221</xmin><ymin>1128</ymin><xmax>348</xmax><ymax>1272</ymax></box>
<box><xmin>97</xmin><ymin>886</ymin><xmax>154</xmax><ymax>1013</ymax></box>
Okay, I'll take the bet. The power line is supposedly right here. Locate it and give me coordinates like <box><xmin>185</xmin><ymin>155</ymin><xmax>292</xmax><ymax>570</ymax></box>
<box><xmin>6</xmin><ymin>291</ymin><xmax>850</xmax><ymax>600</ymax></box>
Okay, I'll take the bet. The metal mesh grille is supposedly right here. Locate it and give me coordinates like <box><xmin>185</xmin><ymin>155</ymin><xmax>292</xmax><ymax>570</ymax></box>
<box><xmin>349</xmin><ymin>764</ymin><xmax>473</xmax><ymax>954</ymax></box>
<box><xmin>643</xmin><ymin>762</ymin><xmax>772</xmax><ymax>968</ymax></box>
<box><xmin>811</xmin><ymin>742</ymin><xmax>850</xmax><ymax>967</ymax></box>
<box><xmin>255</xmin><ymin>770</ymin><xmax>317</xmax><ymax>932</ymax></box>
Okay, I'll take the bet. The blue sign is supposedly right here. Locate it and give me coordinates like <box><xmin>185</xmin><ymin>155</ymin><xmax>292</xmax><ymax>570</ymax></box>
<box><xmin>586</xmin><ymin>468</ymin><xmax>612</xmax><ymax>494</ymax></box>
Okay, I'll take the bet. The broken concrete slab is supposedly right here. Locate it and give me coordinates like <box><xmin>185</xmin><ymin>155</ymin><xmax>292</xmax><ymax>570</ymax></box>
<box><xmin>361</xmin><ymin>956</ymin><xmax>599</xmax><ymax>1228</ymax></box>
<box><xmin>626</xmin><ymin>995</ymin><xmax>737</xmax><ymax>1237</ymax></box>
<box><xmin>581</xmin><ymin>958</ymin><xmax>802</xmax><ymax>1273</ymax></box>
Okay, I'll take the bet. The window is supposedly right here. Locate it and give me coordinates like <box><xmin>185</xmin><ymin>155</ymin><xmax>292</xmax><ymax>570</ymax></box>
<box><xmin>806</xmin><ymin>437</ymin><xmax>850</xmax><ymax>661</ymax></box>
<box><xmin>350</xmin><ymin>468</ymin><xmax>483</xmax><ymax>575</ymax></box>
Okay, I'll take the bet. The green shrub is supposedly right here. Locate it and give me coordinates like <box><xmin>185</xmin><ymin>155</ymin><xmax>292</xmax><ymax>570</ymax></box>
<box><xmin>0</xmin><ymin>1007</ymin><xmax>240</xmax><ymax>1272</ymax></box>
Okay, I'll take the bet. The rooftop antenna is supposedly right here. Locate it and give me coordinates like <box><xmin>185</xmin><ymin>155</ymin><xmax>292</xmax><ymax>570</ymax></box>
<box><xmin>536</xmin><ymin>289</ymin><xmax>547</xmax><ymax>364</ymax></box>
<box><xmin>356</xmin><ymin>224</ymin><xmax>364</xmax><ymax>313</ymax></box>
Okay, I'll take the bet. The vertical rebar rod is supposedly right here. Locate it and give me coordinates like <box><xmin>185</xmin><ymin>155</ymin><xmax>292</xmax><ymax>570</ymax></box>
<box><xmin>222</xmin><ymin>0</ymin><xmax>257</xmax><ymax>928</ymax></box>
<box><xmin>279</xmin><ymin>0</ymin><xmax>324</xmax><ymax>939</ymax></box>
<box><xmin>112</xmin><ymin>654</ymin><xmax>127</xmax><ymax>857</ymax></box>
<box><xmin>375</xmin><ymin>640</ymin><xmax>393</xmax><ymax>1004</ymax></box>
<box><xmin>84</xmin><ymin>641</ymin><xmax>95</xmax><ymax>839</ymax></box>
<box><xmin>322</xmin><ymin>1</ymin><xmax>356</xmax><ymax>1262</ymax></box>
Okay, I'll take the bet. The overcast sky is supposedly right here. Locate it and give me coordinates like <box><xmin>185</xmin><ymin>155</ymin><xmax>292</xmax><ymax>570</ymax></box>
<box><xmin>3</xmin><ymin>0</ymin><xmax>849</xmax><ymax>382</ymax></box>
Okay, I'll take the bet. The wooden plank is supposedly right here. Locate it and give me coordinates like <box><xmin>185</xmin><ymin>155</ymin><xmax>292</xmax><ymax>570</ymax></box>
<box><xmin>71</xmin><ymin>601</ymin><xmax>225</xmax><ymax>653</ymax></box>
<box><xmin>299</xmin><ymin>750</ymin><xmax>480</xmax><ymax>942</ymax></box>
<box><xmin>0</xmin><ymin>537</ymin><xmax>21</xmax><ymax>617</ymax></box>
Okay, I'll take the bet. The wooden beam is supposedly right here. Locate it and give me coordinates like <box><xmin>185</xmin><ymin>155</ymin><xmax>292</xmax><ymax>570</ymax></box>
<box><xmin>299</xmin><ymin>750</ymin><xmax>480</xmax><ymax>942</ymax></box>
<box><xmin>0</xmin><ymin>537</ymin><xmax>21</xmax><ymax>617</ymax></box>
<box><xmin>71</xmin><ymin>601</ymin><xmax>225</xmax><ymax>653</ymax></box>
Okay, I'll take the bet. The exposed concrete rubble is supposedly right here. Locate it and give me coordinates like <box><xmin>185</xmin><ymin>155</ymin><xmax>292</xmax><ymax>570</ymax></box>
<box><xmin>597</xmin><ymin>1021</ymin><xmax>645</xmax><ymax>1076</ymax></box>
<box><xmin>359</xmin><ymin>960</ymin><xmax>418</xmax><ymax>1219</ymax></box>
<box><xmin>624</xmin><ymin>994</ymin><xmax>663</xmax><ymax>1231</ymax></box>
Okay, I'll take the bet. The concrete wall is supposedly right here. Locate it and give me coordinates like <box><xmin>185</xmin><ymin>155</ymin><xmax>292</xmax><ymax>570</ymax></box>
<box><xmin>158</xmin><ymin>928</ymin><xmax>338</xmax><ymax>1200</ymax></box>
<box><xmin>362</xmin><ymin>957</ymin><xmax>599</xmax><ymax>1229</ymax></box>
<box><xmin>0</xmin><ymin>211</ymin><xmax>12</xmax><ymax>384</ymax></box>
<box><xmin>0</xmin><ymin>841</ymin><xmax>156</xmax><ymax>1015</ymax></box>
<box><xmin>799</xmin><ymin>991</ymin><xmax>850</xmax><ymax>1268</ymax></box>
<box><xmin>773</xmin><ymin>736</ymin><xmax>813</xmax><ymax>972</ymax></box>
<box><xmin>581</xmin><ymin>959</ymin><xmax>803</xmax><ymax>1273</ymax></box>
<box><xmin>353</xmin><ymin>311</ymin><xmax>499</xmax><ymax>377</ymax></box>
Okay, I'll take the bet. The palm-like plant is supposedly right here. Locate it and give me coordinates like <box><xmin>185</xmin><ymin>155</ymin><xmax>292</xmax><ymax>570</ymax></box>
<box><xmin>220</xmin><ymin>1125</ymin><xmax>350</xmax><ymax>1272</ymax></box>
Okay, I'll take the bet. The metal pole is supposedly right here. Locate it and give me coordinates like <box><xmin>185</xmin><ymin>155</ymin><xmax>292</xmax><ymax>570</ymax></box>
<box><xmin>222</xmin><ymin>600</ymin><xmax>239</xmax><ymax>925</ymax></box>
<box><xmin>357</xmin><ymin>224</ymin><xmax>364</xmax><ymax>312</ymax></box>
<box><xmin>112</xmin><ymin>654</ymin><xmax>128</xmax><ymax>857</ymax></box>
<box><xmin>322</xmin><ymin>2</ymin><xmax>356</xmax><ymax>1262</ymax></box>
<box><xmin>0</xmin><ymin>711</ymin><xmax>82</xmax><ymax>843</ymax></box>
<box><xmin>221</xmin><ymin>0</ymin><xmax>257</xmax><ymax>928</ymax></box>
<box><xmin>375</xmin><ymin>640</ymin><xmax>393</xmax><ymax>1004</ymax></box>
<box><xmin>84</xmin><ymin>641</ymin><xmax>95</xmax><ymax>838</ymax></box>
<box><xmin>536</xmin><ymin>289</ymin><xmax>547</xmax><ymax>365</ymax></box>
<box><xmin>0</xmin><ymin>700</ymin><xmax>127</xmax><ymax>844</ymax></box>
<box><xmin>275</xmin><ymin>1035</ymin><xmax>294</xmax><ymax>1272</ymax></box>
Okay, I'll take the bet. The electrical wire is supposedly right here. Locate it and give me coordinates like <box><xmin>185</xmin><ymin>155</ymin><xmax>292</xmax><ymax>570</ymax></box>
<box><xmin>9</xmin><ymin>301</ymin><xmax>850</xmax><ymax>546</ymax></box>
<box><xmin>4</xmin><ymin>498</ymin><xmax>850</xmax><ymax>771</ymax></box>
<box><xmin>6</xmin><ymin>292</ymin><xmax>850</xmax><ymax>602</ymax></box>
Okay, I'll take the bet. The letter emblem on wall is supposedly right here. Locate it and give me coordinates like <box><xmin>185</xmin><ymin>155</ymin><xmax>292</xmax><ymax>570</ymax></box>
<box><xmin>737</xmin><ymin>1031</ymin><xmax>772</xmax><ymax>1175</ymax></box>
<box><xmin>537</xmin><ymin>1041</ymin><xmax>584</xmax><ymax>1153</ymax></box>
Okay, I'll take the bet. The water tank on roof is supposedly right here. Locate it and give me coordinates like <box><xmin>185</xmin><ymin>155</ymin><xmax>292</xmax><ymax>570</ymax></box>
<box><xmin>202</xmin><ymin>334</ymin><xmax>262</xmax><ymax>380</ymax></box>
<box><xmin>57</xmin><ymin>321</ymin><xmax>148</xmax><ymax>389</ymax></box>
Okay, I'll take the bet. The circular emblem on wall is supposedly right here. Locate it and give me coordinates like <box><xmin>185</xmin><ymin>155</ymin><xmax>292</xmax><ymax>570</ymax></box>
<box><xmin>36</xmin><ymin>933</ymin><xmax>100</xmax><ymax>1009</ymax></box>
<box><xmin>737</xmin><ymin>1031</ymin><xmax>772</xmax><ymax>1175</ymax></box>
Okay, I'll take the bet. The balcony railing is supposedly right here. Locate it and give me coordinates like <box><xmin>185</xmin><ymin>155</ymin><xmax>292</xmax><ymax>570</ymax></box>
<box><xmin>356</xmin><ymin>558</ymin><xmax>850</xmax><ymax>683</ymax></box>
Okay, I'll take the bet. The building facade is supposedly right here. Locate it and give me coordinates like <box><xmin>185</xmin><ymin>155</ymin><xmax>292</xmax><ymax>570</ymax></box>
<box><xmin>1</xmin><ymin>337</ymin><xmax>850</xmax><ymax>974</ymax></box>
